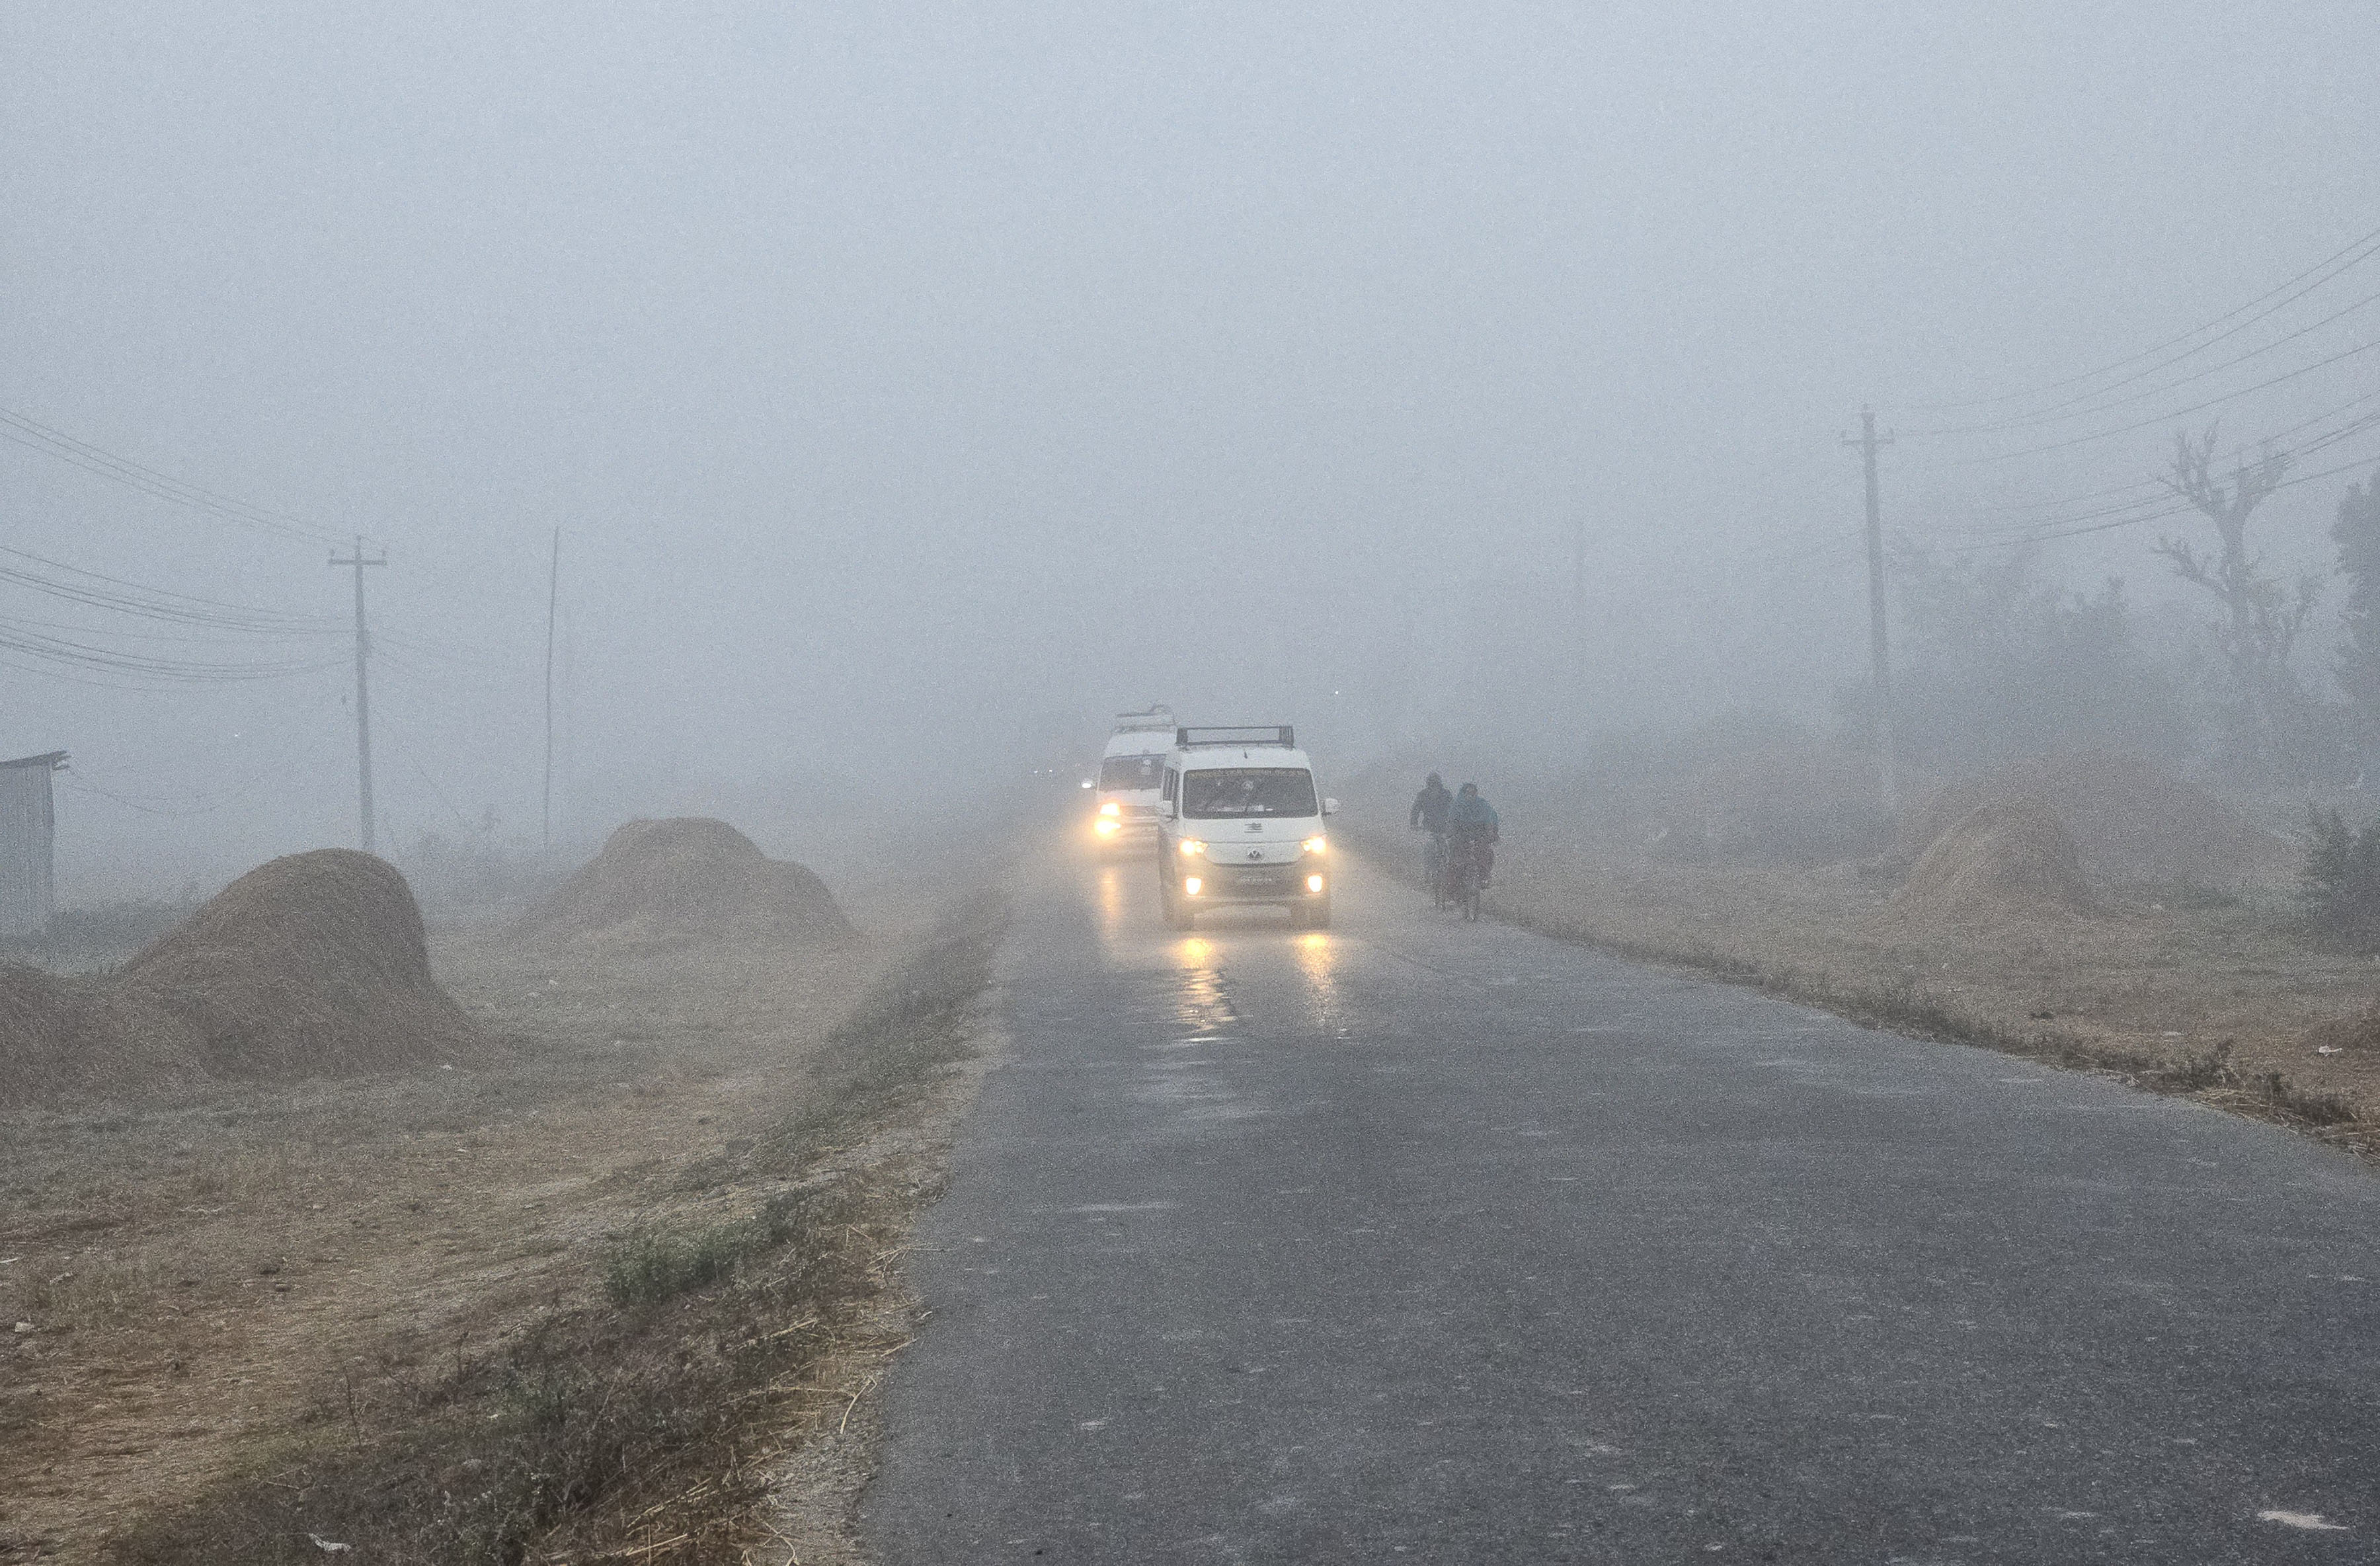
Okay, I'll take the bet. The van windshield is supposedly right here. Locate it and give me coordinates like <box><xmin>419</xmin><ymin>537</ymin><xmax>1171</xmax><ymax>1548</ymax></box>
<box><xmin>1099</xmin><ymin>754</ymin><xmax>1165</xmax><ymax>791</ymax></box>
<box><xmin>1181</xmin><ymin>768</ymin><xmax>1318</xmax><ymax>819</ymax></box>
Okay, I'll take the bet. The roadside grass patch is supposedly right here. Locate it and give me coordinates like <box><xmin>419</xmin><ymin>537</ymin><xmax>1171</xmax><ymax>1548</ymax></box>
<box><xmin>1341</xmin><ymin>828</ymin><xmax>2368</xmax><ymax>1153</ymax></box>
<box><xmin>102</xmin><ymin>890</ymin><xmax>1004</xmax><ymax>1566</ymax></box>
<box><xmin>600</xmin><ymin>1217</ymin><xmax>764</xmax><ymax>1308</ymax></box>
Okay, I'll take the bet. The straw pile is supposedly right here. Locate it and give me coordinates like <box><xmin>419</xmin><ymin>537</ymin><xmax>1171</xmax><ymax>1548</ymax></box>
<box><xmin>1892</xmin><ymin>798</ymin><xmax>2091</xmax><ymax>925</ymax></box>
<box><xmin>518</xmin><ymin>818</ymin><xmax>852</xmax><ymax>947</ymax></box>
<box><xmin>1</xmin><ymin>849</ymin><xmax>484</xmax><ymax>1107</ymax></box>
<box><xmin>1897</xmin><ymin>751</ymin><xmax>2293</xmax><ymax>889</ymax></box>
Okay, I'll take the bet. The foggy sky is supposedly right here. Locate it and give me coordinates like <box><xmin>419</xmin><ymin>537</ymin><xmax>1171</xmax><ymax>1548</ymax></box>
<box><xmin>6</xmin><ymin>1</ymin><xmax>2378</xmax><ymax>892</ymax></box>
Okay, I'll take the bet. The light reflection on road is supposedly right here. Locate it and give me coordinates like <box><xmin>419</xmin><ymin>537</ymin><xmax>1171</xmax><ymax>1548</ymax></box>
<box><xmin>1171</xmin><ymin>936</ymin><xmax>1239</xmax><ymax>1032</ymax></box>
<box><xmin>1292</xmin><ymin>931</ymin><xmax>1349</xmax><ymax>1035</ymax></box>
<box><xmin>1093</xmin><ymin>863</ymin><xmax>1125</xmax><ymax>943</ymax></box>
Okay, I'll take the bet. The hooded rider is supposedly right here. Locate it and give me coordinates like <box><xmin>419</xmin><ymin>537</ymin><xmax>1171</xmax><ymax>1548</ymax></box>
<box><xmin>1409</xmin><ymin>772</ymin><xmax>1452</xmax><ymax>834</ymax></box>
<box><xmin>1448</xmin><ymin>782</ymin><xmax>1499</xmax><ymax>888</ymax></box>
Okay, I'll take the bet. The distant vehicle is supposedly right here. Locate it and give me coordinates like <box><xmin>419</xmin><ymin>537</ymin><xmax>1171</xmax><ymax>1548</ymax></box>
<box><xmin>1090</xmin><ymin>705</ymin><xmax>1177</xmax><ymax>850</ymax></box>
<box><xmin>1155</xmin><ymin>725</ymin><xmax>1337</xmax><ymax>930</ymax></box>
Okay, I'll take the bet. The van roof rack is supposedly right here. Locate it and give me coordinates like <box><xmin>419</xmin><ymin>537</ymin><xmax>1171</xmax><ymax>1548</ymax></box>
<box><xmin>1176</xmin><ymin>725</ymin><xmax>1294</xmax><ymax>749</ymax></box>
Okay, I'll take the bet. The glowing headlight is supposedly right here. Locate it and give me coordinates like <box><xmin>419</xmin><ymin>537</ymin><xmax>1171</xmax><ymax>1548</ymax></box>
<box><xmin>1093</xmin><ymin>816</ymin><xmax>1120</xmax><ymax>836</ymax></box>
<box><xmin>1183</xmin><ymin>876</ymin><xmax>1203</xmax><ymax>896</ymax></box>
<box><xmin>1178</xmin><ymin>838</ymin><xmax>1207</xmax><ymax>857</ymax></box>
<box><xmin>1099</xmin><ymin>801</ymin><xmax>1121</xmax><ymax>818</ymax></box>
<box><xmin>1301</xmin><ymin>836</ymin><xmax>1327</xmax><ymax>854</ymax></box>
<box><xmin>1306</xmin><ymin>874</ymin><xmax>1326</xmax><ymax>892</ymax></box>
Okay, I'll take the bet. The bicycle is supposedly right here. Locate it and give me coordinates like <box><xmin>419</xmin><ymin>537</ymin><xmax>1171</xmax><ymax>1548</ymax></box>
<box><xmin>1422</xmin><ymin>830</ymin><xmax>1450</xmax><ymax>910</ymax></box>
<box><xmin>1445</xmin><ymin>834</ymin><xmax>1487</xmax><ymax>921</ymax></box>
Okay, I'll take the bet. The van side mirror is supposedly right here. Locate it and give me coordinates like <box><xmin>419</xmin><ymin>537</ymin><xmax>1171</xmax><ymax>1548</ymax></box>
<box><xmin>1079</xmin><ymin>778</ymin><xmax>1094</xmax><ymax>790</ymax></box>
<box><xmin>1158</xmin><ymin>801</ymin><xmax>1177</xmax><ymax>820</ymax></box>
<box><xmin>1323</xmin><ymin>797</ymin><xmax>1339</xmax><ymax>816</ymax></box>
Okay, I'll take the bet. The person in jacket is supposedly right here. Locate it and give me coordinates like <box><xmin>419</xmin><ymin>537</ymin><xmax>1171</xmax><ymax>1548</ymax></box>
<box><xmin>1448</xmin><ymin>782</ymin><xmax>1499</xmax><ymax>888</ymax></box>
<box><xmin>1409</xmin><ymin>773</ymin><xmax>1452</xmax><ymax>834</ymax></box>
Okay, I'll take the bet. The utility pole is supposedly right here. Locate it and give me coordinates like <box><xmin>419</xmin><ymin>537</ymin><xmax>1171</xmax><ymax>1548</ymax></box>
<box><xmin>542</xmin><ymin>526</ymin><xmax>559</xmax><ymax>854</ymax></box>
<box><xmin>330</xmin><ymin>537</ymin><xmax>387</xmax><ymax>853</ymax></box>
<box><xmin>1571</xmin><ymin>514</ymin><xmax>1587</xmax><ymax>618</ymax></box>
<box><xmin>1569</xmin><ymin>512</ymin><xmax>1591</xmax><ymax>699</ymax></box>
<box><xmin>1842</xmin><ymin>407</ymin><xmax>1899</xmax><ymax>816</ymax></box>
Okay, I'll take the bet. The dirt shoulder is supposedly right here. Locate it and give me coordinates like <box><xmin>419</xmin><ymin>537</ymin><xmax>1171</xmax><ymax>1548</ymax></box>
<box><xmin>1345</xmin><ymin>811</ymin><xmax>2380</xmax><ymax>1161</ymax></box>
<box><xmin>1</xmin><ymin>883</ymin><xmax>999</xmax><ymax>1565</ymax></box>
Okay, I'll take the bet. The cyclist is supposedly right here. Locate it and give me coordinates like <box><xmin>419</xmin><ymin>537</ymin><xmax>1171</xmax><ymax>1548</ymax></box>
<box><xmin>1447</xmin><ymin>782</ymin><xmax>1499</xmax><ymax>890</ymax></box>
<box><xmin>1409</xmin><ymin>771</ymin><xmax>1453</xmax><ymax>892</ymax></box>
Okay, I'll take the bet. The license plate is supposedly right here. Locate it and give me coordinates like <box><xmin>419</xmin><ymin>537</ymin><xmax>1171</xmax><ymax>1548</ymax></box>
<box><xmin>1236</xmin><ymin>868</ymin><xmax>1286</xmax><ymax>887</ymax></box>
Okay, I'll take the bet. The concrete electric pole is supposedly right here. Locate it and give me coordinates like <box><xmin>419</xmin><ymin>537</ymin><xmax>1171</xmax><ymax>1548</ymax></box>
<box><xmin>1843</xmin><ymin>407</ymin><xmax>1898</xmax><ymax>818</ymax></box>
<box><xmin>543</xmin><ymin>526</ymin><xmax>559</xmax><ymax>854</ymax></box>
<box><xmin>330</xmin><ymin>537</ymin><xmax>387</xmax><ymax>853</ymax></box>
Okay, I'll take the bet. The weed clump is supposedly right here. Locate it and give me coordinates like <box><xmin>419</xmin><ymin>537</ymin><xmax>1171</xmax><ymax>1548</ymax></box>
<box><xmin>601</xmin><ymin>1219</ymin><xmax>757</xmax><ymax>1307</ymax></box>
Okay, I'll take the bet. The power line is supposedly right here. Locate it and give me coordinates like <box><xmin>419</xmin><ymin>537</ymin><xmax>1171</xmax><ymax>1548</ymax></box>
<box><xmin>0</xmin><ymin>606</ymin><xmax>333</xmax><ymax>647</ymax></box>
<box><xmin>1954</xmin><ymin>386</ymin><xmax>2380</xmax><ymax>518</ymax></box>
<box><xmin>1897</xmin><ymin>219</ymin><xmax>2380</xmax><ymax>414</ymax></box>
<box><xmin>1946</xmin><ymin>336</ymin><xmax>2380</xmax><ymax>465</ymax></box>
<box><xmin>1929</xmin><ymin>446</ymin><xmax>2380</xmax><ymax>557</ymax></box>
<box><xmin>1910</xmin><ymin>284</ymin><xmax>2380</xmax><ymax>439</ymax></box>
<box><xmin>0</xmin><ymin>620</ymin><xmax>345</xmax><ymax>682</ymax></box>
<box><xmin>0</xmin><ymin>544</ymin><xmax>342</xmax><ymax>633</ymax></box>
<box><xmin>56</xmin><ymin>773</ymin><xmax>226</xmax><ymax>818</ymax></box>
<box><xmin>0</xmin><ymin>405</ymin><xmax>367</xmax><ymax>550</ymax></box>
<box><xmin>1940</xmin><ymin>409</ymin><xmax>2380</xmax><ymax>542</ymax></box>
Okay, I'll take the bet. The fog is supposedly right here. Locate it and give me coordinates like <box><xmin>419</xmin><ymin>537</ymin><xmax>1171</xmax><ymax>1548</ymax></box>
<box><xmin>6</xmin><ymin>1</ymin><xmax>2378</xmax><ymax>896</ymax></box>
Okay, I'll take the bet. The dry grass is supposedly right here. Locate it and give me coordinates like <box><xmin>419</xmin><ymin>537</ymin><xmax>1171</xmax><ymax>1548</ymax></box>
<box><xmin>2</xmin><ymin>851</ymin><xmax>485</xmax><ymax>1109</ymax></box>
<box><xmin>1347</xmin><ymin>799</ymin><xmax>2380</xmax><ymax>1159</ymax></box>
<box><xmin>517</xmin><ymin>818</ymin><xmax>853</xmax><ymax>949</ymax></box>
<box><xmin>0</xmin><ymin>876</ymin><xmax>998</xmax><ymax>1565</ymax></box>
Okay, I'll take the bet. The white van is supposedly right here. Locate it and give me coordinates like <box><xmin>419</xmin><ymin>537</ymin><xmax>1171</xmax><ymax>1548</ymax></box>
<box><xmin>1155</xmin><ymin>726</ymin><xmax>1337</xmax><ymax>929</ymax></box>
<box><xmin>1090</xmin><ymin>705</ymin><xmax>1176</xmax><ymax>850</ymax></box>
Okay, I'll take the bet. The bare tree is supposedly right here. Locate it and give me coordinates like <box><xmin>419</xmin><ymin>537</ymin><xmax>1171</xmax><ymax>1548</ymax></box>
<box><xmin>2152</xmin><ymin>424</ymin><xmax>2318</xmax><ymax>777</ymax></box>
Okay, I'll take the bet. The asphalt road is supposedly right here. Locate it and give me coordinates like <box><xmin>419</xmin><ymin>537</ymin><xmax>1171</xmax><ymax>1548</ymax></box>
<box><xmin>863</xmin><ymin>841</ymin><xmax>2380</xmax><ymax>1563</ymax></box>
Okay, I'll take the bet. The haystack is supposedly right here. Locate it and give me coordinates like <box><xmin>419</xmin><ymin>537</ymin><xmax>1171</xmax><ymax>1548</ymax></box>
<box><xmin>0</xmin><ymin>962</ymin><xmax>79</xmax><ymax>1084</ymax></box>
<box><xmin>110</xmin><ymin>849</ymin><xmax>483</xmax><ymax>1079</ymax></box>
<box><xmin>1896</xmin><ymin>751</ymin><xmax>2294</xmax><ymax>890</ymax></box>
<box><xmin>1892</xmin><ymin>798</ymin><xmax>2090</xmax><ymax>925</ymax></box>
<box><xmin>520</xmin><ymin>818</ymin><xmax>852</xmax><ymax>947</ymax></box>
<box><xmin>1</xmin><ymin>849</ymin><xmax>484</xmax><ymax>1107</ymax></box>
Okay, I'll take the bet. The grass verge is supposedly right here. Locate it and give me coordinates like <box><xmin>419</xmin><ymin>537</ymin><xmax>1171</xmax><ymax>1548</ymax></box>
<box><xmin>1345</xmin><ymin>828</ymin><xmax>2371</xmax><ymax>1156</ymax></box>
<box><xmin>100</xmin><ymin>889</ymin><xmax>1004</xmax><ymax>1566</ymax></box>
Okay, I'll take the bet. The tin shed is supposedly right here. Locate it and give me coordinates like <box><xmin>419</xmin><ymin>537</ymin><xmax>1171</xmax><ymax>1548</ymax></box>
<box><xmin>0</xmin><ymin>751</ymin><xmax>66</xmax><ymax>937</ymax></box>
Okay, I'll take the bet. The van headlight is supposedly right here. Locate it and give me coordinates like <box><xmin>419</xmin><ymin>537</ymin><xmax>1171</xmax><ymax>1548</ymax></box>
<box><xmin>1301</xmin><ymin>836</ymin><xmax>1327</xmax><ymax>855</ymax></box>
<box><xmin>1093</xmin><ymin>816</ymin><xmax>1120</xmax><ymax>836</ymax></box>
<box><xmin>1099</xmin><ymin>801</ymin><xmax>1121</xmax><ymax>818</ymax></box>
<box><xmin>1183</xmin><ymin>876</ymin><xmax>1203</xmax><ymax>896</ymax></box>
<box><xmin>1178</xmin><ymin>839</ymin><xmax>1207</xmax><ymax>857</ymax></box>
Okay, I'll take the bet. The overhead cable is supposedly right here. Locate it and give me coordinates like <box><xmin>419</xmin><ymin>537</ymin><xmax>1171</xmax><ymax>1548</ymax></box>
<box><xmin>1948</xmin><ymin>337</ymin><xmax>2380</xmax><ymax>464</ymax></box>
<box><xmin>1911</xmin><ymin>285</ymin><xmax>2380</xmax><ymax>439</ymax></box>
<box><xmin>0</xmin><ymin>406</ymin><xmax>368</xmax><ymax>549</ymax></box>
<box><xmin>1930</xmin><ymin>446</ymin><xmax>2380</xmax><ymax>556</ymax></box>
<box><xmin>0</xmin><ymin>544</ymin><xmax>341</xmax><ymax>634</ymax></box>
<box><xmin>1897</xmin><ymin>219</ymin><xmax>2380</xmax><ymax>414</ymax></box>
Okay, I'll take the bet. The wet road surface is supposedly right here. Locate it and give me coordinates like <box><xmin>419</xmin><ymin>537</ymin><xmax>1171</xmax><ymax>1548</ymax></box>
<box><xmin>863</xmin><ymin>845</ymin><xmax>2380</xmax><ymax>1563</ymax></box>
